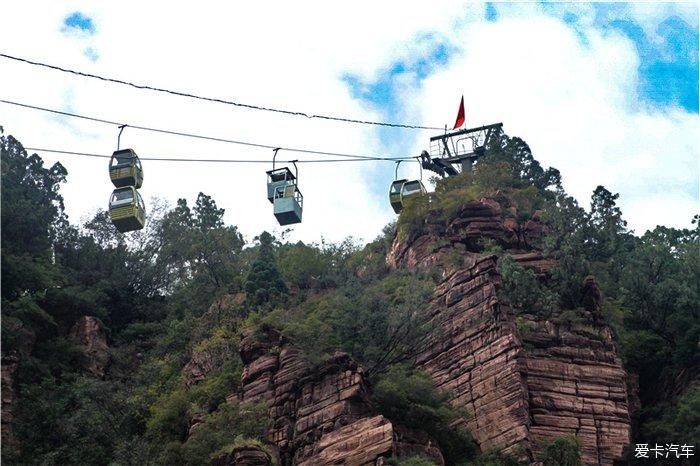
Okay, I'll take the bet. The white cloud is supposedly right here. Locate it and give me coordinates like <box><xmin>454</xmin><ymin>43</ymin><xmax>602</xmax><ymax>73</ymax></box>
<box><xmin>412</xmin><ymin>9</ymin><xmax>698</xmax><ymax>234</ymax></box>
<box><xmin>1</xmin><ymin>0</ymin><xmax>697</xmax><ymax>246</ymax></box>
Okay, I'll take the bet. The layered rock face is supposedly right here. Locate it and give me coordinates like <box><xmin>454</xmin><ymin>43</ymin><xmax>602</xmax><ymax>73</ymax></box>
<box><xmin>414</xmin><ymin>254</ymin><xmax>530</xmax><ymax>457</ymax></box>
<box><xmin>389</xmin><ymin>198</ymin><xmax>632</xmax><ymax>465</ymax></box>
<box><xmin>519</xmin><ymin>315</ymin><xmax>631</xmax><ymax>464</ymax></box>
<box><xmin>238</xmin><ymin>329</ymin><xmax>443</xmax><ymax>466</ymax></box>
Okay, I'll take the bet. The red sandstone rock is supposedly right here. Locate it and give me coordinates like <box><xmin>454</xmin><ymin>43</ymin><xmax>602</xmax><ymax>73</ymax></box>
<box><xmin>238</xmin><ymin>330</ymin><xmax>445</xmax><ymax>466</ymax></box>
<box><xmin>296</xmin><ymin>416</ymin><xmax>393</xmax><ymax>466</ymax></box>
<box><xmin>69</xmin><ymin>316</ymin><xmax>109</xmax><ymax>377</ymax></box>
<box><xmin>510</xmin><ymin>251</ymin><xmax>557</xmax><ymax>275</ymax></box>
<box><xmin>387</xmin><ymin>197</ymin><xmax>633</xmax><ymax>466</ymax></box>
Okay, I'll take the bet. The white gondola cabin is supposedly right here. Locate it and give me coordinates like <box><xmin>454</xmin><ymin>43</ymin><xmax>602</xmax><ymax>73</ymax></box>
<box><xmin>266</xmin><ymin>167</ymin><xmax>302</xmax><ymax>225</ymax></box>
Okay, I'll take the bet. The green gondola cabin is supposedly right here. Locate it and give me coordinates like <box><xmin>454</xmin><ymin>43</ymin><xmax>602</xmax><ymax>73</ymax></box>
<box><xmin>109</xmin><ymin>149</ymin><xmax>143</xmax><ymax>189</ymax></box>
<box><xmin>109</xmin><ymin>186</ymin><xmax>146</xmax><ymax>232</ymax></box>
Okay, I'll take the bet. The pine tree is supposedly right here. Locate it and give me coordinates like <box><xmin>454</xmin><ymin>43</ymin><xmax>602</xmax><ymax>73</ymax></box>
<box><xmin>244</xmin><ymin>231</ymin><xmax>288</xmax><ymax>307</ymax></box>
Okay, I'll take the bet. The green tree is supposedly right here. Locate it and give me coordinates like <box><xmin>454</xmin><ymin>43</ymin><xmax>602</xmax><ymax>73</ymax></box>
<box><xmin>1</xmin><ymin>130</ymin><xmax>66</xmax><ymax>301</ymax></box>
<box><xmin>158</xmin><ymin>194</ymin><xmax>244</xmax><ymax>292</ymax></box>
<box><xmin>586</xmin><ymin>186</ymin><xmax>630</xmax><ymax>262</ymax></box>
<box><xmin>618</xmin><ymin>223</ymin><xmax>699</xmax><ymax>401</ymax></box>
<box><xmin>498</xmin><ymin>255</ymin><xmax>557</xmax><ymax>317</ymax></box>
<box><xmin>542</xmin><ymin>190</ymin><xmax>591</xmax><ymax>309</ymax></box>
<box><xmin>245</xmin><ymin>231</ymin><xmax>288</xmax><ymax>307</ymax></box>
<box><xmin>485</xmin><ymin>129</ymin><xmax>561</xmax><ymax>194</ymax></box>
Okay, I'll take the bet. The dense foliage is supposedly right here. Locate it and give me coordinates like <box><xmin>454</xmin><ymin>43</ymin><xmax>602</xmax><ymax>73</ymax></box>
<box><xmin>2</xmin><ymin>126</ymin><xmax>697</xmax><ymax>466</ymax></box>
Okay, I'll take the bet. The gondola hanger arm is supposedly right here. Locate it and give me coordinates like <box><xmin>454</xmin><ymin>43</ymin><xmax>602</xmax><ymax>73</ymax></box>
<box><xmin>291</xmin><ymin>160</ymin><xmax>299</xmax><ymax>182</ymax></box>
<box><xmin>117</xmin><ymin>124</ymin><xmax>128</xmax><ymax>150</ymax></box>
<box><xmin>272</xmin><ymin>147</ymin><xmax>281</xmax><ymax>171</ymax></box>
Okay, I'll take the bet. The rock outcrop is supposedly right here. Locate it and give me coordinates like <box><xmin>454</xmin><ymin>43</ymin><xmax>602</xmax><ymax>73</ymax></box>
<box><xmin>212</xmin><ymin>445</ymin><xmax>273</xmax><ymax>466</ymax></box>
<box><xmin>237</xmin><ymin>329</ymin><xmax>443</xmax><ymax>466</ymax></box>
<box><xmin>389</xmin><ymin>199</ymin><xmax>633</xmax><ymax>466</ymax></box>
<box><xmin>69</xmin><ymin>316</ymin><xmax>109</xmax><ymax>377</ymax></box>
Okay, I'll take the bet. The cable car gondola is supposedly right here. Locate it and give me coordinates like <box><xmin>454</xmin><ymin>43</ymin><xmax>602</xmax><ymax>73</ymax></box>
<box><xmin>389</xmin><ymin>178</ymin><xmax>408</xmax><ymax>214</ymax></box>
<box><xmin>266</xmin><ymin>149</ymin><xmax>303</xmax><ymax>225</ymax></box>
<box><xmin>389</xmin><ymin>160</ymin><xmax>426</xmax><ymax>214</ymax></box>
<box><xmin>109</xmin><ymin>186</ymin><xmax>146</xmax><ymax>232</ymax></box>
<box><xmin>109</xmin><ymin>148</ymin><xmax>143</xmax><ymax>188</ymax></box>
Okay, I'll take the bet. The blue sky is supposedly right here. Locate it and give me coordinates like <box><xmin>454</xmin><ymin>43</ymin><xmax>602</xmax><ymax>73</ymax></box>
<box><xmin>2</xmin><ymin>1</ymin><xmax>697</xmax><ymax>242</ymax></box>
<box><xmin>63</xmin><ymin>12</ymin><xmax>95</xmax><ymax>34</ymax></box>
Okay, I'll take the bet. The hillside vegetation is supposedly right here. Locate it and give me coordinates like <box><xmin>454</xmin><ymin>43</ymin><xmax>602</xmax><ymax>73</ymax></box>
<box><xmin>1</xmin><ymin>127</ymin><xmax>697</xmax><ymax>465</ymax></box>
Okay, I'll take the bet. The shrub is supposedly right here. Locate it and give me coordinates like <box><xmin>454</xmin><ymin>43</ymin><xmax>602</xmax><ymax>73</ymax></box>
<box><xmin>498</xmin><ymin>256</ymin><xmax>557</xmax><ymax>317</ymax></box>
<box><xmin>178</xmin><ymin>401</ymin><xmax>269</xmax><ymax>465</ymax></box>
<box><xmin>146</xmin><ymin>387</ymin><xmax>190</xmax><ymax>443</ymax></box>
<box><xmin>540</xmin><ymin>436</ymin><xmax>581</xmax><ymax>466</ymax></box>
<box><xmin>373</xmin><ymin>365</ymin><xmax>477</xmax><ymax>465</ymax></box>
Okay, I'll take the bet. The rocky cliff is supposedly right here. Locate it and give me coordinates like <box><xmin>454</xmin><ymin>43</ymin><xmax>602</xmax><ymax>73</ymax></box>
<box><xmin>235</xmin><ymin>328</ymin><xmax>443</xmax><ymax>466</ymax></box>
<box><xmin>214</xmin><ymin>196</ymin><xmax>633</xmax><ymax>465</ymax></box>
<box><xmin>388</xmin><ymin>198</ymin><xmax>633</xmax><ymax>465</ymax></box>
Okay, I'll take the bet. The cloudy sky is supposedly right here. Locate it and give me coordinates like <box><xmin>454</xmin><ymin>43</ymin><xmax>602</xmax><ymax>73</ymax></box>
<box><xmin>1</xmin><ymin>1</ymin><xmax>697</xmax><ymax>244</ymax></box>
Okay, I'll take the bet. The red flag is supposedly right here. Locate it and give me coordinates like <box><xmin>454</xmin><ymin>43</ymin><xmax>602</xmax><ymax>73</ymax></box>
<box><xmin>452</xmin><ymin>95</ymin><xmax>465</xmax><ymax>129</ymax></box>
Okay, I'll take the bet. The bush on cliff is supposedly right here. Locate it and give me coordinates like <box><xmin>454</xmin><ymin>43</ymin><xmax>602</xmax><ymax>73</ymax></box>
<box><xmin>176</xmin><ymin>401</ymin><xmax>268</xmax><ymax>466</ymax></box>
<box><xmin>539</xmin><ymin>436</ymin><xmax>581</xmax><ymax>466</ymax></box>
<box><xmin>389</xmin><ymin>456</ymin><xmax>441</xmax><ymax>466</ymax></box>
<box><xmin>373</xmin><ymin>364</ymin><xmax>478</xmax><ymax>465</ymax></box>
<box><xmin>498</xmin><ymin>255</ymin><xmax>557</xmax><ymax>317</ymax></box>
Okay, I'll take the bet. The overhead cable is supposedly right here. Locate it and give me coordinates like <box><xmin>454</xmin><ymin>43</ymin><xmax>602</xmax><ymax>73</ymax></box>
<box><xmin>0</xmin><ymin>53</ymin><xmax>443</xmax><ymax>130</ymax></box>
<box><xmin>1</xmin><ymin>99</ymin><xmax>398</xmax><ymax>161</ymax></box>
<box><xmin>24</xmin><ymin>147</ymin><xmax>417</xmax><ymax>164</ymax></box>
